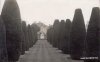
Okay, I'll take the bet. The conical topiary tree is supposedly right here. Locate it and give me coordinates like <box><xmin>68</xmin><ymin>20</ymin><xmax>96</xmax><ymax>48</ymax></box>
<box><xmin>85</xmin><ymin>7</ymin><xmax>100</xmax><ymax>62</ymax></box>
<box><xmin>26</xmin><ymin>25</ymin><xmax>30</xmax><ymax>50</ymax></box>
<box><xmin>0</xmin><ymin>16</ymin><xmax>8</xmax><ymax>62</ymax></box>
<box><xmin>1</xmin><ymin>0</ymin><xmax>22</xmax><ymax>61</ymax></box>
<box><xmin>47</xmin><ymin>26</ymin><xmax>54</xmax><ymax>44</ymax></box>
<box><xmin>30</xmin><ymin>25</ymin><xmax>35</xmax><ymax>45</ymax></box>
<box><xmin>52</xmin><ymin>19</ymin><xmax>60</xmax><ymax>47</ymax></box>
<box><xmin>50</xmin><ymin>27</ymin><xmax>54</xmax><ymax>45</ymax></box>
<box><xmin>58</xmin><ymin>20</ymin><xmax>66</xmax><ymax>50</ymax></box>
<box><xmin>62</xmin><ymin>19</ymin><xmax>71</xmax><ymax>54</ymax></box>
<box><xmin>20</xmin><ymin>21</ymin><xmax>26</xmax><ymax>55</ymax></box>
<box><xmin>28</xmin><ymin>24</ymin><xmax>34</xmax><ymax>48</ymax></box>
<box><xmin>47</xmin><ymin>26</ymin><xmax>53</xmax><ymax>44</ymax></box>
<box><xmin>70</xmin><ymin>8</ymin><xmax>86</xmax><ymax>60</ymax></box>
<box><xmin>21</xmin><ymin>21</ymin><xmax>29</xmax><ymax>51</ymax></box>
<box><xmin>47</xmin><ymin>27</ymin><xmax>51</xmax><ymax>43</ymax></box>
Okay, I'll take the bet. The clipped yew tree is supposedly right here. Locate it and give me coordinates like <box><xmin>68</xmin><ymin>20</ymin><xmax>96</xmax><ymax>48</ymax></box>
<box><xmin>26</xmin><ymin>25</ymin><xmax>30</xmax><ymax>50</ymax></box>
<box><xmin>28</xmin><ymin>24</ymin><xmax>34</xmax><ymax>48</ymax></box>
<box><xmin>62</xmin><ymin>19</ymin><xmax>71</xmax><ymax>54</ymax></box>
<box><xmin>58</xmin><ymin>20</ymin><xmax>66</xmax><ymax>50</ymax></box>
<box><xmin>52</xmin><ymin>19</ymin><xmax>60</xmax><ymax>47</ymax></box>
<box><xmin>47</xmin><ymin>27</ymin><xmax>51</xmax><ymax>43</ymax></box>
<box><xmin>85</xmin><ymin>7</ymin><xmax>100</xmax><ymax>62</ymax></box>
<box><xmin>47</xmin><ymin>26</ymin><xmax>53</xmax><ymax>44</ymax></box>
<box><xmin>70</xmin><ymin>9</ymin><xmax>86</xmax><ymax>60</ymax></box>
<box><xmin>0</xmin><ymin>16</ymin><xmax>8</xmax><ymax>62</ymax></box>
<box><xmin>1</xmin><ymin>0</ymin><xmax>22</xmax><ymax>61</ymax></box>
<box><xmin>30</xmin><ymin>25</ymin><xmax>35</xmax><ymax>45</ymax></box>
<box><xmin>50</xmin><ymin>27</ymin><xmax>54</xmax><ymax>45</ymax></box>
<box><xmin>20</xmin><ymin>21</ymin><xmax>26</xmax><ymax>55</ymax></box>
<box><xmin>22</xmin><ymin>21</ymin><xmax>29</xmax><ymax>51</ymax></box>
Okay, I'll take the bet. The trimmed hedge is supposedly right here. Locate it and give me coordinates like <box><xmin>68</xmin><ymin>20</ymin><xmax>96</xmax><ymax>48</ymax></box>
<box><xmin>52</xmin><ymin>19</ymin><xmax>60</xmax><ymax>47</ymax></box>
<box><xmin>62</xmin><ymin>19</ymin><xmax>71</xmax><ymax>54</ymax></box>
<box><xmin>0</xmin><ymin>16</ymin><xmax>8</xmax><ymax>62</ymax></box>
<box><xmin>85</xmin><ymin>7</ymin><xmax>100</xmax><ymax>61</ymax></box>
<box><xmin>70</xmin><ymin>9</ymin><xmax>86</xmax><ymax>60</ymax></box>
<box><xmin>1</xmin><ymin>0</ymin><xmax>22</xmax><ymax>61</ymax></box>
<box><xmin>58</xmin><ymin>20</ymin><xmax>66</xmax><ymax>50</ymax></box>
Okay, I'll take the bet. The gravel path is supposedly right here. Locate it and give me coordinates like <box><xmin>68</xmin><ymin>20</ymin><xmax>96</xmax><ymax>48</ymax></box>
<box><xmin>17</xmin><ymin>40</ymin><xmax>84</xmax><ymax>62</ymax></box>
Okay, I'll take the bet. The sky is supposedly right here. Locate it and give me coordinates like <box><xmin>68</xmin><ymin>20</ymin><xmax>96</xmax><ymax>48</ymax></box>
<box><xmin>0</xmin><ymin>0</ymin><xmax>100</xmax><ymax>25</ymax></box>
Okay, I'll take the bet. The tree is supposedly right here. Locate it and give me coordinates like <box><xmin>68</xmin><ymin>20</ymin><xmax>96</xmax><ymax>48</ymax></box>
<box><xmin>20</xmin><ymin>21</ymin><xmax>26</xmax><ymax>55</ymax></box>
<box><xmin>70</xmin><ymin>9</ymin><xmax>86</xmax><ymax>60</ymax></box>
<box><xmin>47</xmin><ymin>26</ymin><xmax>54</xmax><ymax>44</ymax></box>
<box><xmin>22</xmin><ymin>21</ymin><xmax>29</xmax><ymax>51</ymax></box>
<box><xmin>26</xmin><ymin>25</ymin><xmax>30</xmax><ymax>50</ymax></box>
<box><xmin>28</xmin><ymin>24</ymin><xmax>34</xmax><ymax>48</ymax></box>
<box><xmin>62</xmin><ymin>19</ymin><xmax>71</xmax><ymax>54</ymax></box>
<box><xmin>52</xmin><ymin>19</ymin><xmax>60</xmax><ymax>47</ymax></box>
<box><xmin>1</xmin><ymin>0</ymin><xmax>22</xmax><ymax>61</ymax></box>
<box><xmin>58</xmin><ymin>20</ymin><xmax>66</xmax><ymax>50</ymax></box>
<box><xmin>0</xmin><ymin>16</ymin><xmax>8</xmax><ymax>62</ymax></box>
<box><xmin>85</xmin><ymin>7</ymin><xmax>100</xmax><ymax>62</ymax></box>
<box><xmin>47</xmin><ymin>27</ymin><xmax>51</xmax><ymax>43</ymax></box>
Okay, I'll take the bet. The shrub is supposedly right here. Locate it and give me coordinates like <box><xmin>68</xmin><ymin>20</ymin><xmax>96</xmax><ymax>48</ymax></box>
<box><xmin>70</xmin><ymin>9</ymin><xmax>86</xmax><ymax>60</ymax></box>
<box><xmin>52</xmin><ymin>19</ymin><xmax>60</xmax><ymax>47</ymax></box>
<box><xmin>58</xmin><ymin>20</ymin><xmax>66</xmax><ymax>50</ymax></box>
<box><xmin>0</xmin><ymin>16</ymin><xmax>8</xmax><ymax>62</ymax></box>
<box><xmin>85</xmin><ymin>7</ymin><xmax>100</xmax><ymax>61</ymax></box>
<box><xmin>1</xmin><ymin>0</ymin><xmax>22</xmax><ymax>61</ymax></box>
<box><xmin>62</xmin><ymin>19</ymin><xmax>71</xmax><ymax>54</ymax></box>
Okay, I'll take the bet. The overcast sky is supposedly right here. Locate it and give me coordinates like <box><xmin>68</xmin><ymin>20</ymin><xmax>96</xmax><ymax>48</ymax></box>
<box><xmin>0</xmin><ymin>0</ymin><xmax>100</xmax><ymax>25</ymax></box>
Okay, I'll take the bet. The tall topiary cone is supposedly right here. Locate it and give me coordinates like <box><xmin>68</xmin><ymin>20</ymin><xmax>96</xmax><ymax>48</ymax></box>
<box><xmin>21</xmin><ymin>21</ymin><xmax>29</xmax><ymax>51</ymax></box>
<box><xmin>47</xmin><ymin>27</ymin><xmax>51</xmax><ymax>43</ymax></box>
<box><xmin>0</xmin><ymin>16</ymin><xmax>8</xmax><ymax>62</ymax></box>
<box><xmin>49</xmin><ymin>27</ymin><xmax>54</xmax><ymax>45</ymax></box>
<box><xmin>1</xmin><ymin>0</ymin><xmax>22</xmax><ymax>61</ymax></box>
<box><xmin>30</xmin><ymin>25</ymin><xmax>35</xmax><ymax>45</ymax></box>
<box><xmin>20</xmin><ymin>21</ymin><xmax>26</xmax><ymax>55</ymax></box>
<box><xmin>28</xmin><ymin>24</ymin><xmax>33</xmax><ymax>48</ymax></box>
<box><xmin>62</xmin><ymin>19</ymin><xmax>71</xmax><ymax>54</ymax></box>
<box><xmin>85</xmin><ymin>7</ymin><xmax>100</xmax><ymax>62</ymax></box>
<box><xmin>70</xmin><ymin>9</ymin><xmax>86</xmax><ymax>60</ymax></box>
<box><xmin>53</xmin><ymin>19</ymin><xmax>60</xmax><ymax>47</ymax></box>
<box><xmin>26</xmin><ymin>25</ymin><xmax>30</xmax><ymax>50</ymax></box>
<box><xmin>58</xmin><ymin>20</ymin><xmax>66</xmax><ymax>50</ymax></box>
<box><xmin>47</xmin><ymin>26</ymin><xmax>53</xmax><ymax>44</ymax></box>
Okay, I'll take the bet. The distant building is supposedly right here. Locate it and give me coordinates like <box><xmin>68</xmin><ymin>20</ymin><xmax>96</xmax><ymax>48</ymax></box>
<box><xmin>37</xmin><ymin>22</ymin><xmax>49</xmax><ymax>40</ymax></box>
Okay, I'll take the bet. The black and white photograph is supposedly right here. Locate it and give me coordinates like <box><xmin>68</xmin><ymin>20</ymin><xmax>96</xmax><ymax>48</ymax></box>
<box><xmin>0</xmin><ymin>0</ymin><xmax>100</xmax><ymax>62</ymax></box>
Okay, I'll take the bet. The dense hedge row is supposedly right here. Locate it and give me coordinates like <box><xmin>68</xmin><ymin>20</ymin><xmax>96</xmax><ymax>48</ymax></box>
<box><xmin>47</xmin><ymin>7</ymin><xmax>100</xmax><ymax>62</ymax></box>
<box><xmin>0</xmin><ymin>0</ymin><xmax>40</xmax><ymax>62</ymax></box>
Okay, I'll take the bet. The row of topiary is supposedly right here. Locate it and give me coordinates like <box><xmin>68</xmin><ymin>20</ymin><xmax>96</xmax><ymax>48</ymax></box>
<box><xmin>47</xmin><ymin>7</ymin><xmax>100</xmax><ymax>62</ymax></box>
<box><xmin>0</xmin><ymin>0</ymin><xmax>40</xmax><ymax>62</ymax></box>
